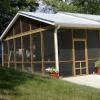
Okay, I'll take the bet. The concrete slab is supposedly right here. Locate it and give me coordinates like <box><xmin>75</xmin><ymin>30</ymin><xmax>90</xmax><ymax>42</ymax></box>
<box><xmin>62</xmin><ymin>74</ymin><xmax>100</xmax><ymax>89</ymax></box>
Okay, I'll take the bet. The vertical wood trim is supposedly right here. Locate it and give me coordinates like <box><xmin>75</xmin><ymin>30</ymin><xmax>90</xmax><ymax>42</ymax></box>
<box><xmin>29</xmin><ymin>23</ymin><xmax>34</xmax><ymax>74</ymax></box>
<box><xmin>7</xmin><ymin>41</ymin><xmax>10</xmax><ymax>68</ymax></box>
<box><xmin>40</xmin><ymin>22</ymin><xmax>44</xmax><ymax>74</ymax></box>
<box><xmin>13</xmin><ymin>28</ymin><xmax>16</xmax><ymax>69</ymax></box>
<box><xmin>41</xmin><ymin>32</ymin><xmax>44</xmax><ymax>74</ymax></box>
<box><xmin>2</xmin><ymin>42</ymin><xmax>4</xmax><ymax>67</ymax></box>
<box><xmin>85</xmin><ymin>30</ymin><xmax>89</xmax><ymax>75</ymax></box>
<box><xmin>80</xmin><ymin>62</ymin><xmax>82</xmax><ymax>75</ymax></box>
<box><xmin>72</xmin><ymin>29</ymin><xmax>76</xmax><ymax>76</ymax></box>
<box><xmin>20</xmin><ymin>19</ymin><xmax>24</xmax><ymax>71</ymax></box>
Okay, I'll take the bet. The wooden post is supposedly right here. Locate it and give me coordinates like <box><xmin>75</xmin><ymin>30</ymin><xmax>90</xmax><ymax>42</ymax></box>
<box><xmin>7</xmin><ymin>41</ymin><xmax>10</xmax><ymax>68</ymax></box>
<box><xmin>20</xmin><ymin>19</ymin><xmax>24</xmax><ymax>71</ymax></box>
<box><xmin>13</xmin><ymin>28</ymin><xmax>17</xmax><ymax>69</ymax></box>
<box><xmin>40</xmin><ymin>32</ymin><xmax>44</xmax><ymax>74</ymax></box>
<box><xmin>72</xmin><ymin>29</ymin><xmax>76</xmax><ymax>76</ymax></box>
<box><xmin>54</xmin><ymin>26</ymin><xmax>60</xmax><ymax>72</ymax></box>
<box><xmin>29</xmin><ymin>23</ymin><xmax>34</xmax><ymax>74</ymax></box>
<box><xmin>80</xmin><ymin>61</ymin><xmax>82</xmax><ymax>75</ymax></box>
<box><xmin>1</xmin><ymin>41</ymin><xmax>4</xmax><ymax>67</ymax></box>
<box><xmin>85</xmin><ymin>30</ymin><xmax>89</xmax><ymax>75</ymax></box>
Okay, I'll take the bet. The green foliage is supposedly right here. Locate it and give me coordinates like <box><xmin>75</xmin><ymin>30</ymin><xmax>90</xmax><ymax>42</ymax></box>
<box><xmin>1</xmin><ymin>0</ymin><xmax>100</xmax><ymax>34</ymax></box>
<box><xmin>0</xmin><ymin>0</ymin><xmax>11</xmax><ymax>34</ymax></box>
<box><xmin>95</xmin><ymin>60</ymin><xmax>100</xmax><ymax>67</ymax></box>
<box><xmin>72</xmin><ymin>0</ymin><xmax>100</xmax><ymax>14</ymax></box>
<box><xmin>0</xmin><ymin>0</ymin><xmax>37</xmax><ymax>34</ymax></box>
<box><xmin>44</xmin><ymin>0</ymin><xmax>79</xmax><ymax>13</ymax></box>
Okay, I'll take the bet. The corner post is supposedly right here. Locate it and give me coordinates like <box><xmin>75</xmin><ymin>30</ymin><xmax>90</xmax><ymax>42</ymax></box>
<box><xmin>54</xmin><ymin>25</ymin><xmax>60</xmax><ymax>73</ymax></box>
<box><xmin>1</xmin><ymin>41</ymin><xmax>4</xmax><ymax>67</ymax></box>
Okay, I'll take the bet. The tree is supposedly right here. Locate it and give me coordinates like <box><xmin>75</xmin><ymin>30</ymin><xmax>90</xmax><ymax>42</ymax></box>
<box><xmin>0</xmin><ymin>0</ymin><xmax>37</xmax><ymax>34</ymax></box>
<box><xmin>44</xmin><ymin>0</ymin><xmax>79</xmax><ymax>13</ymax></box>
<box><xmin>72</xmin><ymin>0</ymin><xmax>100</xmax><ymax>14</ymax></box>
<box><xmin>0</xmin><ymin>0</ymin><xmax>11</xmax><ymax>34</ymax></box>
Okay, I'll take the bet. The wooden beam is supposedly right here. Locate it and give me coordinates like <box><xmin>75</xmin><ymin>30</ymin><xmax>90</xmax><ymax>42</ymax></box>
<box><xmin>1</xmin><ymin>42</ymin><xmax>4</xmax><ymax>67</ymax></box>
<box><xmin>40</xmin><ymin>32</ymin><xmax>44</xmax><ymax>74</ymax></box>
<box><xmin>73</xmin><ymin>38</ymin><xmax>86</xmax><ymax>41</ymax></box>
<box><xmin>85</xmin><ymin>30</ymin><xmax>89</xmax><ymax>75</ymax></box>
<box><xmin>20</xmin><ymin>19</ymin><xmax>24</xmax><ymax>71</ymax></box>
<box><xmin>29</xmin><ymin>23</ymin><xmax>34</xmax><ymax>74</ymax></box>
<box><xmin>72</xmin><ymin>29</ymin><xmax>76</xmax><ymax>76</ymax></box>
<box><xmin>5</xmin><ymin>26</ymin><xmax>54</xmax><ymax>41</ymax></box>
<box><xmin>13</xmin><ymin>28</ymin><xmax>17</xmax><ymax>69</ymax></box>
<box><xmin>7</xmin><ymin>41</ymin><xmax>10</xmax><ymax>68</ymax></box>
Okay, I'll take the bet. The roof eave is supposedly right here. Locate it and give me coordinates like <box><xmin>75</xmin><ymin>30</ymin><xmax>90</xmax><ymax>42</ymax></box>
<box><xmin>57</xmin><ymin>23</ymin><xmax>100</xmax><ymax>29</ymax></box>
<box><xmin>0</xmin><ymin>12</ymin><xmax>55</xmax><ymax>40</ymax></box>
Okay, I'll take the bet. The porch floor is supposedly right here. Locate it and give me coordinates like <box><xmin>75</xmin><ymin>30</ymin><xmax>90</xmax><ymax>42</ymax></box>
<box><xmin>62</xmin><ymin>74</ymin><xmax>100</xmax><ymax>89</ymax></box>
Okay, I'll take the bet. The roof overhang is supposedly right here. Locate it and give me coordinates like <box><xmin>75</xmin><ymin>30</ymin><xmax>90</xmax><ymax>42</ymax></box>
<box><xmin>1</xmin><ymin>11</ymin><xmax>100</xmax><ymax>40</ymax></box>
<box><xmin>0</xmin><ymin>12</ymin><xmax>55</xmax><ymax>40</ymax></box>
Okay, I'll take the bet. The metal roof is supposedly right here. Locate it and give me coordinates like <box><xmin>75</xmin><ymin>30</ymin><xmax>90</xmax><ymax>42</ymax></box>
<box><xmin>1</xmin><ymin>11</ymin><xmax>100</xmax><ymax>40</ymax></box>
<box><xmin>60</xmin><ymin>12</ymin><xmax>100</xmax><ymax>22</ymax></box>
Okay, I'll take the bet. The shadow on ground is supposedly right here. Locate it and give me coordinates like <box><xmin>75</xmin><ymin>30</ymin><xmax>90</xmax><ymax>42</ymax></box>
<box><xmin>0</xmin><ymin>67</ymin><xmax>34</xmax><ymax>99</ymax></box>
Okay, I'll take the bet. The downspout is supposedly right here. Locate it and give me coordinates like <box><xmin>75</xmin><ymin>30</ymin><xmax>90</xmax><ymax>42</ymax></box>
<box><xmin>54</xmin><ymin>25</ymin><xmax>60</xmax><ymax>73</ymax></box>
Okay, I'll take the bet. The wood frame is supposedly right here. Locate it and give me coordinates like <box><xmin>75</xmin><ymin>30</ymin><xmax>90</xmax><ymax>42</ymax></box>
<box><xmin>29</xmin><ymin>23</ymin><xmax>34</xmax><ymax>74</ymax></box>
<box><xmin>3</xmin><ymin>15</ymin><xmax>100</xmax><ymax>77</ymax></box>
<box><xmin>7</xmin><ymin>40</ymin><xmax>10</xmax><ymax>68</ymax></box>
<box><xmin>2</xmin><ymin>42</ymin><xmax>4</xmax><ymax>67</ymax></box>
<box><xmin>40</xmin><ymin>32</ymin><xmax>44</xmax><ymax>74</ymax></box>
<box><xmin>4</xmin><ymin>26</ymin><xmax>53</xmax><ymax>41</ymax></box>
<box><xmin>13</xmin><ymin>28</ymin><xmax>17</xmax><ymax>69</ymax></box>
<box><xmin>72</xmin><ymin>31</ymin><xmax>88</xmax><ymax>76</ymax></box>
<box><xmin>72</xmin><ymin>29</ymin><xmax>76</xmax><ymax>76</ymax></box>
<box><xmin>85</xmin><ymin>30</ymin><xmax>89</xmax><ymax>75</ymax></box>
<box><xmin>40</xmin><ymin>21</ymin><xmax>45</xmax><ymax>74</ymax></box>
<box><xmin>20</xmin><ymin>19</ymin><xmax>24</xmax><ymax>71</ymax></box>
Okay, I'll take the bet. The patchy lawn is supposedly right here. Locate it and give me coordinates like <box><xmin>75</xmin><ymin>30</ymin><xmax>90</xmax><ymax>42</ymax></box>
<box><xmin>0</xmin><ymin>67</ymin><xmax>100</xmax><ymax>100</ymax></box>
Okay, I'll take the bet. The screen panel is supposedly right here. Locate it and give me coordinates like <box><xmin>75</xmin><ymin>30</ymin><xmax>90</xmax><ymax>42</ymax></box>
<box><xmin>4</xmin><ymin>41</ymin><xmax>8</xmax><ymax>63</ymax></box>
<box><xmin>88</xmin><ymin>60</ymin><xmax>96</xmax><ymax>74</ymax></box>
<box><xmin>74</xmin><ymin>41</ymin><xmax>85</xmax><ymax>61</ymax></box>
<box><xmin>21</xmin><ymin>17</ymin><xmax>30</xmax><ymax>32</ymax></box>
<box><xmin>59</xmin><ymin>62</ymin><xmax>73</xmax><ymax>77</ymax></box>
<box><xmin>8</xmin><ymin>39</ymin><xmax>14</xmax><ymax>68</ymax></box>
<box><xmin>15</xmin><ymin>38</ymin><xmax>22</xmax><ymax>62</ymax></box>
<box><xmin>58</xmin><ymin>29</ymin><xmax>72</xmax><ymax>61</ymax></box>
<box><xmin>73</xmin><ymin>29</ymin><xmax>85</xmax><ymax>38</ymax></box>
<box><xmin>32</xmin><ymin>33</ymin><xmax>42</xmax><ymax>61</ymax></box>
<box><xmin>23</xmin><ymin>35</ymin><xmax>31</xmax><ymax>63</ymax></box>
<box><xmin>43</xmin><ymin>30</ymin><xmax>55</xmax><ymax>61</ymax></box>
<box><xmin>14</xmin><ymin>18</ymin><xmax>21</xmax><ymax>35</ymax></box>
<box><xmin>87</xmin><ymin>30</ymin><xmax>100</xmax><ymax>59</ymax></box>
<box><xmin>33</xmin><ymin>63</ymin><xmax>42</xmax><ymax>73</ymax></box>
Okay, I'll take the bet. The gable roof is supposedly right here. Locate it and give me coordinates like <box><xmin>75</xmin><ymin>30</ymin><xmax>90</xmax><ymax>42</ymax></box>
<box><xmin>1</xmin><ymin>11</ymin><xmax>100</xmax><ymax>40</ymax></box>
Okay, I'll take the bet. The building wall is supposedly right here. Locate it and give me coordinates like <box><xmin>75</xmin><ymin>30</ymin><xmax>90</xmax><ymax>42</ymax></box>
<box><xmin>3</xmin><ymin>15</ymin><xmax>100</xmax><ymax>76</ymax></box>
<box><xmin>58</xmin><ymin>29</ymin><xmax>73</xmax><ymax>76</ymax></box>
<box><xmin>58</xmin><ymin>29</ymin><xmax>100</xmax><ymax>76</ymax></box>
<box><xmin>3</xmin><ymin>16</ymin><xmax>55</xmax><ymax>74</ymax></box>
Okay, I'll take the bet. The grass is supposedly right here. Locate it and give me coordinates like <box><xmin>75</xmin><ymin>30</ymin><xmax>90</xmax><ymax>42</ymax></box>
<box><xmin>0</xmin><ymin>68</ymin><xmax>100</xmax><ymax>100</ymax></box>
